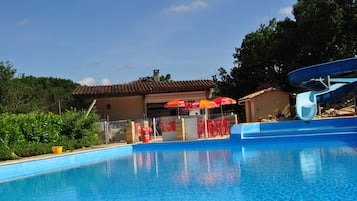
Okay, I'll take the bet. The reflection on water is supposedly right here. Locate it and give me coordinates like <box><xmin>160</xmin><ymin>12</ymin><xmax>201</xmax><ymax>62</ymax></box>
<box><xmin>132</xmin><ymin>149</ymin><xmax>241</xmax><ymax>187</ymax></box>
<box><xmin>1</xmin><ymin>141</ymin><xmax>357</xmax><ymax>201</ymax></box>
<box><xmin>299</xmin><ymin>149</ymin><xmax>322</xmax><ymax>180</ymax></box>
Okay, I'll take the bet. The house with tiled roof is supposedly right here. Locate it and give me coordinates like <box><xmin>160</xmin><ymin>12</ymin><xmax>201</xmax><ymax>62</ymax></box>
<box><xmin>73</xmin><ymin>70</ymin><xmax>216</xmax><ymax>120</ymax></box>
<box><xmin>238</xmin><ymin>87</ymin><xmax>291</xmax><ymax>122</ymax></box>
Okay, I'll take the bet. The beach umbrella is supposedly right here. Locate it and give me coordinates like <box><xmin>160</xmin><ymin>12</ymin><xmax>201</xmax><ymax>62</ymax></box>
<box><xmin>164</xmin><ymin>99</ymin><xmax>186</xmax><ymax>116</ymax></box>
<box><xmin>190</xmin><ymin>100</ymin><xmax>218</xmax><ymax>138</ymax></box>
<box><xmin>213</xmin><ymin>97</ymin><xmax>237</xmax><ymax>105</ymax></box>
<box><xmin>212</xmin><ymin>97</ymin><xmax>237</xmax><ymax>118</ymax></box>
<box><xmin>193</xmin><ymin>99</ymin><xmax>219</xmax><ymax>109</ymax></box>
<box><xmin>185</xmin><ymin>100</ymin><xmax>218</xmax><ymax>111</ymax></box>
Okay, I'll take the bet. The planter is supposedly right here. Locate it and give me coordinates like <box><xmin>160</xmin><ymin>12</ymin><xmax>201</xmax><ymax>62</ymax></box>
<box><xmin>52</xmin><ymin>146</ymin><xmax>63</xmax><ymax>154</ymax></box>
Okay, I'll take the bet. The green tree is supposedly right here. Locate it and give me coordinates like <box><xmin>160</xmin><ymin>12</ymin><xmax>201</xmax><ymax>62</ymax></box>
<box><xmin>220</xmin><ymin>0</ymin><xmax>357</xmax><ymax>99</ymax></box>
<box><xmin>0</xmin><ymin>61</ymin><xmax>16</xmax><ymax>81</ymax></box>
<box><xmin>214</xmin><ymin>0</ymin><xmax>357</xmax><ymax>120</ymax></box>
<box><xmin>230</xmin><ymin>19</ymin><xmax>279</xmax><ymax>98</ymax></box>
<box><xmin>140</xmin><ymin>73</ymin><xmax>172</xmax><ymax>81</ymax></box>
<box><xmin>0</xmin><ymin>61</ymin><xmax>17</xmax><ymax>113</ymax></box>
<box><xmin>0</xmin><ymin>61</ymin><xmax>79</xmax><ymax>114</ymax></box>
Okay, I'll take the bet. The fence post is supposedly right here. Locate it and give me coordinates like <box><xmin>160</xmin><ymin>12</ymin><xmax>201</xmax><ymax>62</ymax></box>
<box><xmin>125</xmin><ymin>121</ymin><xmax>136</xmax><ymax>144</ymax></box>
<box><xmin>176</xmin><ymin>118</ymin><xmax>185</xmax><ymax>141</ymax></box>
<box><xmin>152</xmin><ymin>118</ymin><xmax>157</xmax><ymax>142</ymax></box>
<box><xmin>104</xmin><ymin>121</ymin><xmax>109</xmax><ymax>144</ymax></box>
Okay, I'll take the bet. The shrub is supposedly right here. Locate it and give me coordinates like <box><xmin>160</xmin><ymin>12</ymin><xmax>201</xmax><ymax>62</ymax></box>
<box><xmin>0</xmin><ymin>109</ymin><xmax>102</xmax><ymax>161</ymax></box>
<box><xmin>12</xmin><ymin>142</ymin><xmax>52</xmax><ymax>157</ymax></box>
<box><xmin>19</xmin><ymin>112</ymin><xmax>63</xmax><ymax>144</ymax></box>
<box><xmin>0</xmin><ymin>142</ymin><xmax>18</xmax><ymax>161</ymax></box>
<box><xmin>0</xmin><ymin>113</ymin><xmax>25</xmax><ymax>147</ymax></box>
<box><xmin>57</xmin><ymin>136</ymin><xmax>77</xmax><ymax>151</ymax></box>
<box><xmin>61</xmin><ymin>109</ymin><xmax>101</xmax><ymax>148</ymax></box>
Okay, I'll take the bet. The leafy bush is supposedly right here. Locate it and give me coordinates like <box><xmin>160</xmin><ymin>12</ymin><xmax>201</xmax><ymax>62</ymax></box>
<box><xmin>0</xmin><ymin>113</ymin><xmax>24</xmax><ymax>147</ymax></box>
<box><xmin>0</xmin><ymin>142</ymin><xmax>18</xmax><ymax>161</ymax></box>
<box><xmin>61</xmin><ymin>109</ymin><xmax>101</xmax><ymax>149</ymax></box>
<box><xmin>0</xmin><ymin>109</ymin><xmax>102</xmax><ymax>161</ymax></box>
<box><xmin>19</xmin><ymin>112</ymin><xmax>63</xmax><ymax>144</ymax></box>
<box><xmin>12</xmin><ymin>142</ymin><xmax>52</xmax><ymax>157</ymax></box>
<box><xmin>57</xmin><ymin>136</ymin><xmax>77</xmax><ymax>151</ymax></box>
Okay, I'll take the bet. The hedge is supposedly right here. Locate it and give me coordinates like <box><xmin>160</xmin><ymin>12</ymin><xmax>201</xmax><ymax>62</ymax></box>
<box><xmin>0</xmin><ymin>109</ymin><xmax>101</xmax><ymax>161</ymax></box>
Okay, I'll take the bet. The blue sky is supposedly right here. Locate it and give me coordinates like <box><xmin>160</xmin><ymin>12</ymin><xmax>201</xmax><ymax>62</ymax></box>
<box><xmin>0</xmin><ymin>0</ymin><xmax>296</xmax><ymax>85</ymax></box>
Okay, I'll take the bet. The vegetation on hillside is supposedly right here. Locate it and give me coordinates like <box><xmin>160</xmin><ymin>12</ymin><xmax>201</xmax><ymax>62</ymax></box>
<box><xmin>0</xmin><ymin>61</ymin><xmax>79</xmax><ymax>114</ymax></box>
<box><xmin>0</xmin><ymin>62</ymin><xmax>100</xmax><ymax>161</ymax></box>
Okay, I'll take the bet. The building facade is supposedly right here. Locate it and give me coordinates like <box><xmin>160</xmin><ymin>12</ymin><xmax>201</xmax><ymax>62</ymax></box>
<box><xmin>73</xmin><ymin>78</ymin><xmax>216</xmax><ymax>121</ymax></box>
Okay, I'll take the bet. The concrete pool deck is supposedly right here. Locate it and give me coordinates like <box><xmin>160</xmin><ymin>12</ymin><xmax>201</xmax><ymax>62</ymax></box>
<box><xmin>0</xmin><ymin>135</ymin><xmax>229</xmax><ymax>166</ymax></box>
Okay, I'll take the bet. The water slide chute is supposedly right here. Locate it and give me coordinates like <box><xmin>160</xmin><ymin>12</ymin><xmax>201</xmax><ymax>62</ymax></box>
<box><xmin>288</xmin><ymin>57</ymin><xmax>357</xmax><ymax>121</ymax></box>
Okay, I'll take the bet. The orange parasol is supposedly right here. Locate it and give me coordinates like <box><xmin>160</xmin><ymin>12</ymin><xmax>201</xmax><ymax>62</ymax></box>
<box><xmin>164</xmin><ymin>99</ymin><xmax>186</xmax><ymax>108</ymax></box>
<box><xmin>191</xmin><ymin>99</ymin><xmax>218</xmax><ymax>109</ymax></box>
<box><xmin>188</xmin><ymin>99</ymin><xmax>218</xmax><ymax>138</ymax></box>
<box><xmin>164</xmin><ymin>99</ymin><xmax>186</xmax><ymax>116</ymax></box>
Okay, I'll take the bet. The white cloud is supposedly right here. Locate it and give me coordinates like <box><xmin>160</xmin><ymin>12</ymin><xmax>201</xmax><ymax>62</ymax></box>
<box><xmin>101</xmin><ymin>78</ymin><xmax>111</xmax><ymax>85</ymax></box>
<box><xmin>78</xmin><ymin>77</ymin><xmax>112</xmax><ymax>86</ymax></box>
<box><xmin>78</xmin><ymin>77</ymin><xmax>96</xmax><ymax>86</ymax></box>
<box><xmin>165</xmin><ymin>0</ymin><xmax>207</xmax><ymax>13</ymax></box>
<box><xmin>278</xmin><ymin>7</ymin><xmax>293</xmax><ymax>16</ymax></box>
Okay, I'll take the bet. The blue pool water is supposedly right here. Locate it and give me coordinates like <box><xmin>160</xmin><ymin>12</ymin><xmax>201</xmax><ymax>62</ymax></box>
<box><xmin>1</xmin><ymin>136</ymin><xmax>357</xmax><ymax>201</ymax></box>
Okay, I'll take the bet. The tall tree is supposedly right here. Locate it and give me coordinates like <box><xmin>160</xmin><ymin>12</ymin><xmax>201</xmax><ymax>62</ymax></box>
<box><xmin>230</xmin><ymin>19</ymin><xmax>279</xmax><ymax>99</ymax></box>
<box><xmin>218</xmin><ymin>0</ymin><xmax>357</xmax><ymax>100</ymax></box>
<box><xmin>0</xmin><ymin>61</ymin><xmax>16</xmax><ymax>81</ymax></box>
<box><xmin>0</xmin><ymin>61</ymin><xmax>17</xmax><ymax>113</ymax></box>
<box><xmin>0</xmin><ymin>61</ymin><xmax>79</xmax><ymax>114</ymax></box>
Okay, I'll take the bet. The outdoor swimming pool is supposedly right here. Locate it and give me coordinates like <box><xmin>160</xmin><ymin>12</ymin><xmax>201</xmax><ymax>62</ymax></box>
<box><xmin>1</xmin><ymin>133</ymin><xmax>357</xmax><ymax>201</ymax></box>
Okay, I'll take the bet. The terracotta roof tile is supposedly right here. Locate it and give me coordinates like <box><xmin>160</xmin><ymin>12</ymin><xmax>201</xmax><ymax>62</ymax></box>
<box><xmin>238</xmin><ymin>87</ymin><xmax>278</xmax><ymax>103</ymax></box>
<box><xmin>73</xmin><ymin>80</ymin><xmax>216</xmax><ymax>98</ymax></box>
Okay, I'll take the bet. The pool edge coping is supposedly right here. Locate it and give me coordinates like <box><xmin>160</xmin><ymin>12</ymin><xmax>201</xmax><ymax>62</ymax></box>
<box><xmin>0</xmin><ymin>142</ymin><xmax>129</xmax><ymax>167</ymax></box>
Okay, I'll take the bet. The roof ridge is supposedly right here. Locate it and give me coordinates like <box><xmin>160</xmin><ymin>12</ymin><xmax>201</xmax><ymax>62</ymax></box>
<box><xmin>73</xmin><ymin>79</ymin><xmax>216</xmax><ymax>97</ymax></box>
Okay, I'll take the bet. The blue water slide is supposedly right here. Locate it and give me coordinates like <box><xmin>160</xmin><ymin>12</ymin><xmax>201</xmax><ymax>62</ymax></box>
<box><xmin>295</xmin><ymin>83</ymin><xmax>347</xmax><ymax>121</ymax></box>
<box><xmin>288</xmin><ymin>57</ymin><xmax>357</xmax><ymax>121</ymax></box>
<box><xmin>289</xmin><ymin>57</ymin><xmax>357</xmax><ymax>87</ymax></box>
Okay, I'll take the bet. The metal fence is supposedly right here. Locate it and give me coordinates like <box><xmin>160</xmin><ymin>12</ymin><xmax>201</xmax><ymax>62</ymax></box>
<box><xmin>98</xmin><ymin>120</ymin><xmax>128</xmax><ymax>144</ymax></box>
<box><xmin>98</xmin><ymin>113</ymin><xmax>238</xmax><ymax>144</ymax></box>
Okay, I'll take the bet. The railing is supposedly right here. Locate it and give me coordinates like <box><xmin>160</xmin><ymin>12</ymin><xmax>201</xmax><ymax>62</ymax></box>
<box><xmin>98</xmin><ymin>120</ymin><xmax>127</xmax><ymax>143</ymax></box>
<box><xmin>98</xmin><ymin>113</ymin><xmax>238</xmax><ymax>143</ymax></box>
<box><xmin>197</xmin><ymin>116</ymin><xmax>232</xmax><ymax>138</ymax></box>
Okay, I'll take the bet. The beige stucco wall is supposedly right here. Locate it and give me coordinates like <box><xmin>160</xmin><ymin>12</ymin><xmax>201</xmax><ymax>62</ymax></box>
<box><xmin>95</xmin><ymin>96</ymin><xmax>144</xmax><ymax>121</ymax></box>
<box><xmin>87</xmin><ymin>90</ymin><xmax>212</xmax><ymax>121</ymax></box>
<box><xmin>145</xmin><ymin>91</ymin><xmax>209</xmax><ymax>103</ymax></box>
<box><xmin>246</xmin><ymin>90</ymin><xmax>290</xmax><ymax>122</ymax></box>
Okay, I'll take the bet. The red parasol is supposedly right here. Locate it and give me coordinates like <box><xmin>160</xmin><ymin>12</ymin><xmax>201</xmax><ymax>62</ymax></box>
<box><xmin>212</xmin><ymin>97</ymin><xmax>237</xmax><ymax>118</ymax></box>
<box><xmin>213</xmin><ymin>97</ymin><xmax>237</xmax><ymax>105</ymax></box>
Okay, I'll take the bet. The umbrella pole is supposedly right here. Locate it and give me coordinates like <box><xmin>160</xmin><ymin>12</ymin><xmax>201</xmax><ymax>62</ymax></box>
<box><xmin>220</xmin><ymin>105</ymin><xmax>224</xmax><ymax>136</ymax></box>
<box><xmin>204</xmin><ymin>108</ymin><xmax>208</xmax><ymax>138</ymax></box>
